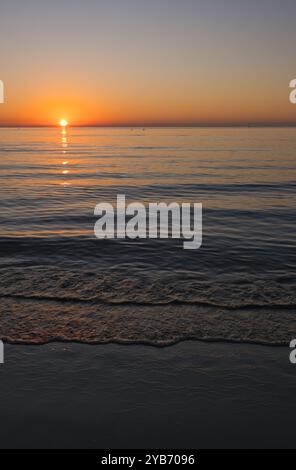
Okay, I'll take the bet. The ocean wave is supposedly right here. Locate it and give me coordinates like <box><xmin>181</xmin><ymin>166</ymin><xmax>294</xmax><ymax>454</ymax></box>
<box><xmin>0</xmin><ymin>266</ymin><xmax>295</xmax><ymax>308</ymax></box>
<box><xmin>0</xmin><ymin>292</ymin><xmax>296</xmax><ymax>311</ymax></box>
<box><xmin>0</xmin><ymin>295</ymin><xmax>295</xmax><ymax>346</ymax></box>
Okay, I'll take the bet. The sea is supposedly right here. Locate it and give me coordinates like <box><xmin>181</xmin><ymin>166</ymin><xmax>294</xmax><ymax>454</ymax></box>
<box><xmin>0</xmin><ymin>127</ymin><xmax>295</xmax><ymax>346</ymax></box>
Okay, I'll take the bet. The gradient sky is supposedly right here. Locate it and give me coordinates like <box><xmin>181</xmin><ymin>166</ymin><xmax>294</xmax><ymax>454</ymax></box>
<box><xmin>0</xmin><ymin>0</ymin><xmax>296</xmax><ymax>126</ymax></box>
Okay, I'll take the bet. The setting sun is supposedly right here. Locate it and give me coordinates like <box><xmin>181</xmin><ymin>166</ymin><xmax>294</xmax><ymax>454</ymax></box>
<box><xmin>59</xmin><ymin>119</ymin><xmax>68</xmax><ymax>127</ymax></box>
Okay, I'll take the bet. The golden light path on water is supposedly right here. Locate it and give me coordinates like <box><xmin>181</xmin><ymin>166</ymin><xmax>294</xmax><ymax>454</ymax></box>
<box><xmin>59</xmin><ymin>120</ymin><xmax>71</xmax><ymax>186</ymax></box>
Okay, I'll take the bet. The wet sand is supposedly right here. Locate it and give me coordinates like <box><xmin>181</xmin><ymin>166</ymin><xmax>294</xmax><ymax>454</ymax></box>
<box><xmin>0</xmin><ymin>341</ymin><xmax>295</xmax><ymax>449</ymax></box>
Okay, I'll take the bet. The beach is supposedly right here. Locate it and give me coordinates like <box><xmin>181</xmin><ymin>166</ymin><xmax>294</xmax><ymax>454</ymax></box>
<box><xmin>0</xmin><ymin>340</ymin><xmax>295</xmax><ymax>449</ymax></box>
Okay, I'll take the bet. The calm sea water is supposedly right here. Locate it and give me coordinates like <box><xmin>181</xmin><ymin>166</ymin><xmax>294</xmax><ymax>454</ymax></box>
<box><xmin>0</xmin><ymin>127</ymin><xmax>295</xmax><ymax>345</ymax></box>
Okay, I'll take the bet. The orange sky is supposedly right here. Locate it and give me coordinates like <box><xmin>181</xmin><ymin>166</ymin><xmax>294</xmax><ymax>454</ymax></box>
<box><xmin>1</xmin><ymin>0</ymin><xmax>296</xmax><ymax>127</ymax></box>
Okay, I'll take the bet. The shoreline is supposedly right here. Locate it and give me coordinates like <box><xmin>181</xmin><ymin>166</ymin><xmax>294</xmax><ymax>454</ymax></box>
<box><xmin>0</xmin><ymin>336</ymin><xmax>291</xmax><ymax>348</ymax></box>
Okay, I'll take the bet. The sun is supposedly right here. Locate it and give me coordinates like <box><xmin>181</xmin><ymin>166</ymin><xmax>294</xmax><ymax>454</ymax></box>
<box><xmin>59</xmin><ymin>119</ymin><xmax>68</xmax><ymax>127</ymax></box>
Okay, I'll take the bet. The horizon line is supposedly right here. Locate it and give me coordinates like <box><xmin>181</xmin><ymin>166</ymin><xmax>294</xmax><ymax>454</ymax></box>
<box><xmin>0</xmin><ymin>123</ymin><xmax>296</xmax><ymax>129</ymax></box>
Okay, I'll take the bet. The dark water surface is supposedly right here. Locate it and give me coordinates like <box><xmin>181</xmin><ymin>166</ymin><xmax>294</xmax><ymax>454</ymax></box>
<box><xmin>0</xmin><ymin>127</ymin><xmax>295</xmax><ymax>345</ymax></box>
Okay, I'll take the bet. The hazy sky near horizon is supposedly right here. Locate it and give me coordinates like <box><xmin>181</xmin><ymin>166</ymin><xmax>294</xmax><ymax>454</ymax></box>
<box><xmin>0</xmin><ymin>0</ymin><xmax>296</xmax><ymax>126</ymax></box>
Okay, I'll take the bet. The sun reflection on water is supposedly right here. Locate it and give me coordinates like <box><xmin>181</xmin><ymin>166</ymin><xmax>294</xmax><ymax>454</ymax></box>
<box><xmin>59</xmin><ymin>125</ymin><xmax>71</xmax><ymax>186</ymax></box>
